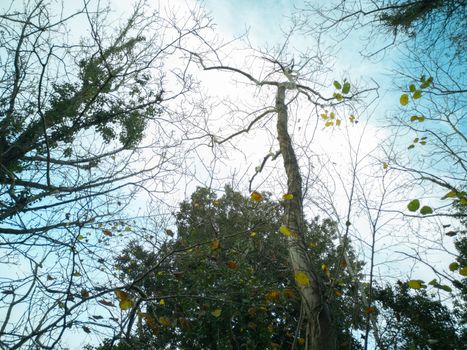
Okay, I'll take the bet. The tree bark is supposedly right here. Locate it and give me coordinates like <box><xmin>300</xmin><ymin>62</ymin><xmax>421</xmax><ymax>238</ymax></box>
<box><xmin>275</xmin><ymin>84</ymin><xmax>335</xmax><ymax>350</ymax></box>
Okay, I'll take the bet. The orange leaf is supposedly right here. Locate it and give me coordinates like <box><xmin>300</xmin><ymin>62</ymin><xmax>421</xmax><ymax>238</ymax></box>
<box><xmin>226</xmin><ymin>260</ymin><xmax>238</xmax><ymax>269</ymax></box>
<box><xmin>247</xmin><ymin>321</ymin><xmax>257</xmax><ymax>330</ymax></box>
<box><xmin>179</xmin><ymin>317</ymin><xmax>190</xmax><ymax>329</ymax></box>
<box><xmin>165</xmin><ymin>229</ymin><xmax>174</xmax><ymax>237</ymax></box>
<box><xmin>102</xmin><ymin>229</ymin><xmax>112</xmax><ymax>236</ymax></box>
<box><xmin>98</xmin><ymin>299</ymin><xmax>116</xmax><ymax>307</ymax></box>
<box><xmin>115</xmin><ymin>289</ymin><xmax>130</xmax><ymax>301</ymax></box>
<box><xmin>365</xmin><ymin>306</ymin><xmax>376</xmax><ymax>314</ymax></box>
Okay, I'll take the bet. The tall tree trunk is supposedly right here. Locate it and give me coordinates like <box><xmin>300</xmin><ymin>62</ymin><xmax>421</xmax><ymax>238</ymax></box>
<box><xmin>275</xmin><ymin>85</ymin><xmax>336</xmax><ymax>350</ymax></box>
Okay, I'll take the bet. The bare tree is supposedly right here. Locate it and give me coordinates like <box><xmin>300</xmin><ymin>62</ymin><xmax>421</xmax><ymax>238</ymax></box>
<box><xmin>0</xmin><ymin>0</ymin><xmax>212</xmax><ymax>348</ymax></box>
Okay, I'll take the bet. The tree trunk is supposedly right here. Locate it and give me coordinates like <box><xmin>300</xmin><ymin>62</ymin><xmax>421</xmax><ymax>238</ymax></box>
<box><xmin>275</xmin><ymin>85</ymin><xmax>336</xmax><ymax>350</ymax></box>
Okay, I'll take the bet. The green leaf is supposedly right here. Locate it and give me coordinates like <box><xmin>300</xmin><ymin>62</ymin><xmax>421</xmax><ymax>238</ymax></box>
<box><xmin>342</xmin><ymin>82</ymin><xmax>350</xmax><ymax>94</ymax></box>
<box><xmin>435</xmin><ymin>284</ymin><xmax>452</xmax><ymax>293</ymax></box>
<box><xmin>333</xmin><ymin>81</ymin><xmax>342</xmax><ymax>90</ymax></box>
<box><xmin>407</xmin><ymin>144</ymin><xmax>415</xmax><ymax>150</ymax></box>
<box><xmin>333</xmin><ymin>93</ymin><xmax>343</xmax><ymax>101</ymax></box>
<box><xmin>409</xmin><ymin>84</ymin><xmax>416</xmax><ymax>92</ymax></box>
<box><xmin>420</xmin><ymin>206</ymin><xmax>433</xmax><ymax>215</ymax></box>
<box><xmin>420</xmin><ymin>77</ymin><xmax>433</xmax><ymax>89</ymax></box>
<box><xmin>407</xmin><ymin>199</ymin><xmax>420</xmax><ymax>212</ymax></box>
<box><xmin>413</xmin><ymin>90</ymin><xmax>422</xmax><ymax>99</ymax></box>
<box><xmin>448</xmin><ymin>262</ymin><xmax>459</xmax><ymax>271</ymax></box>
<box><xmin>400</xmin><ymin>94</ymin><xmax>409</xmax><ymax>106</ymax></box>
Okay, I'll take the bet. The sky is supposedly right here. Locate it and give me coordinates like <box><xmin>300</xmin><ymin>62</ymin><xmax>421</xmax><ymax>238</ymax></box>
<box><xmin>0</xmin><ymin>0</ymin><xmax>463</xmax><ymax>348</ymax></box>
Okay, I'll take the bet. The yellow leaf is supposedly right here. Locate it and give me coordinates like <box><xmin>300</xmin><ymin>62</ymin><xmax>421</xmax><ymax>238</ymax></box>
<box><xmin>335</xmin><ymin>290</ymin><xmax>342</xmax><ymax>297</ymax></box>
<box><xmin>265</xmin><ymin>290</ymin><xmax>280</xmax><ymax>301</ymax></box>
<box><xmin>159</xmin><ymin>299</ymin><xmax>165</xmax><ymax>305</ymax></box>
<box><xmin>400</xmin><ymin>94</ymin><xmax>409</xmax><ymax>106</ymax></box>
<box><xmin>321</xmin><ymin>264</ymin><xmax>330</xmax><ymax>278</ymax></box>
<box><xmin>159</xmin><ymin>316</ymin><xmax>171</xmax><ymax>326</ymax></box>
<box><xmin>212</xmin><ymin>199</ymin><xmax>221</xmax><ymax>206</ymax></box>
<box><xmin>250</xmin><ymin>191</ymin><xmax>263</xmax><ymax>202</ymax></box>
<box><xmin>407</xmin><ymin>280</ymin><xmax>424</xmax><ymax>289</ymax></box>
<box><xmin>210</xmin><ymin>239</ymin><xmax>220</xmax><ymax>250</ymax></box>
<box><xmin>308</xmin><ymin>242</ymin><xmax>317</xmax><ymax>248</ymax></box>
<box><xmin>283</xmin><ymin>288</ymin><xmax>296</xmax><ymax>299</ymax></box>
<box><xmin>294</xmin><ymin>271</ymin><xmax>310</xmax><ymax>287</ymax></box>
<box><xmin>383</xmin><ymin>162</ymin><xmax>388</xmax><ymax>169</ymax></box>
<box><xmin>325</xmin><ymin>121</ymin><xmax>333</xmax><ymax>127</ymax></box>
<box><xmin>349</xmin><ymin>115</ymin><xmax>356</xmax><ymax>123</ymax></box>
<box><xmin>211</xmin><ymin>308</ymin><xmax>222</xmax><ymax>317</ymax></box>
<box><xmin>459</xmin><ymin>267</ymin><xmax>467</xmax><ymax>276</ymax></box>
<box><xmin>119</xmin><ymin>299</ymin><xmax>134</xmax><ymax>310</ymax></box>
<box><xmin>330</xmin><ymin>112</ymin><xmax>335</xmax><ymax>119</ymax></box>
<box><xmin>247</xmin><ymin>307</ymin><xmax>257</xmax><ymax>316</ymax></box>
<box><xmin>250</xmin><ymin>231</ymin><xmax>257</xmax><ymax>237</ymax></box>
<box><xmin>320</xmin><ymin>113</ymin><xmax>328</xmax><ymax>119</ymax></box>
<box><xmin>282</xmin><ymin>193</ymin><xmax>294</xmax><ymax>200</ymax></box>
<box><xmin>336</xmin><ymin>119</ymin><xmax>341</xmax><ymax>126</ymax></box>
<box><xmin>279</xmin><ymin>225</ymin><xmax>292</xmax><ymax>237</ymax></box>
<box><xmin>297</xmin><ymin>338</ymin><xmax>305</xmax><ymax>345</ymax></box>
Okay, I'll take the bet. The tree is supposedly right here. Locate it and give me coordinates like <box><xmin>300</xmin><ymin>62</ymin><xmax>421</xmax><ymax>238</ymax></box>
<box><xmin>0</xmin><ymin>1</ymin><xmax>211</xmax><ymax>348</ymax></box>
<box><xmin>92</xmin><ymin>186</ymin><xmax>365</xmax><ymax>349</ymax></box>
<box><xmin>373</xmin><ymin>282</ymin><xmax>466</xmax><ymax>349</ymax></box>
